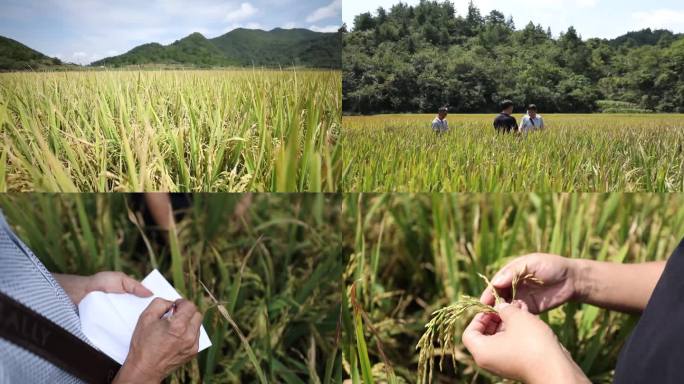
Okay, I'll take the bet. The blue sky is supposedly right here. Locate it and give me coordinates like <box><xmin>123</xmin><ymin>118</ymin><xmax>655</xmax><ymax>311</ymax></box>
<box><xmin>0</xmin><ymin>0</ymin><xmax>341</xmax><ymax>64</ymax></box>
<box><xmin>344</xmin><ymin>0</ymin><xmax>684</xmax><ymax>39</ymax></box>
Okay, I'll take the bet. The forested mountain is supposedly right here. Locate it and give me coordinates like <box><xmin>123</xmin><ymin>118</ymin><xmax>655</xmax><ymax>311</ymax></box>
<box><xmin>343</xmin><ymin>1</ymin><xmax>684</xmax><ymax>113</ymax></box>
<box><xmin>0</xmin><ymin>36</ymin><xmax>63</xmax><ymax>70</ymax></box>
<box><xmin>92</xmin><ymin>28</ymin><xmax>341</xmax><ymax>68</ymax></box>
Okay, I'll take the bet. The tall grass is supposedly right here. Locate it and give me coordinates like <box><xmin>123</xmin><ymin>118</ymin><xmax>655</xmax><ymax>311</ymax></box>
<box><xmin>342</xmin><ymin>193</ymin><xmax>684</xmax><ymax>383</ymax></box>
<box><xmin>342</xmin><ymin>114</ymin><xmax>684</xmax><ymax>192</ymax></box>
<box><xmin>0</xmin><ymin>69</ymin><xmax>341</xmax><ymax>192</ymax></box>
<box><xmin>0</xmin><ymin>193</ymin><xmax>343</xmax><ymax>383</ymax></box>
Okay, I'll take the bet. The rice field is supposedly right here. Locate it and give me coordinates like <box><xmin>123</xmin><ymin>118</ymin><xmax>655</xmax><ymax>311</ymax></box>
<box><xmin>342</xmin><ymin>193</ymin><xmax>684</xmax><ymax>383</ymax></box>
<box><xmin>0</xmin><ymin>70</ymin><xmax>341</xmax><ymax>192</ymax></box>
<box><xmin>0</xmin><ymin>193</ymin><xmax>343</xmax><ymax>383</ymax></box>
<box><xmin>341</xmin><ymin>114</ymin><xmax>684</xmax><ymax>192</ymax></box>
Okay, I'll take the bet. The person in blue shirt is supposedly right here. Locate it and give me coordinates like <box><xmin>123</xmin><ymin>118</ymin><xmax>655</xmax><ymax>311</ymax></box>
<box><xmin>431</xmin><ymin>107</ymin><xmax>449</xmax><ymax>134</ymax></box>
<box><xmin>519</xmin><ymin>104</ymin><xmax>545</xmax><ymax>133</ymax></box>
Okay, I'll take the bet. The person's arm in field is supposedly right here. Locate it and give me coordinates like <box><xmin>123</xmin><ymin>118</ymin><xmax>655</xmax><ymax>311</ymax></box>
<box><xmin>54</xmin><ymin>272</ymin><xmax>152</xmax><ymax>305</ymax></box>
<box><xmin>55</xmin><ymin>274</ymin><xmax>202</xmax><ymax>383</ymax></box>
<box><xmin>463</xmin><ymin>302</ymin><xmax>590</xmax><ymax>384</ymax></box>
<box><xmin>113</xmin><ymin>298</ymin><xmax>202</xmax><ymax>384</ymax></box>
<box><xmin>144</xmin><ymin>193</ymin><xmax>174</xmax><ymax>231</ymax></box>
<box><xmin>481</xmin><ymin>254</ymin><xmax>666</xmax><ymax>314</ymax></box>
<box><xmin>574</xmin><ymin>259</ymin><xmax>665</xmax><ymax>313</ymax></box>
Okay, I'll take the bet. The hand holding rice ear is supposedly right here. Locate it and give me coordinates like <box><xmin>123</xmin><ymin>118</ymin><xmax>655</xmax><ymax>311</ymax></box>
<box><xmin>416</xmin><ymin>268</ymin><xmax>550</xmax><ymax>384</ymax></box>
<box><xmin>480</xmin><ymin>254</ymin><xmax>579</xmax><ymax>313</ymax></box>
<box><xmin>416</xmin><ymin>265</ymin><xmax>587</xmax><ymax>384</ymax></box>
<box><xmin>462</xmin><ymin>302</ymin><xmax>589</xmax><ymax>384</ymax></box>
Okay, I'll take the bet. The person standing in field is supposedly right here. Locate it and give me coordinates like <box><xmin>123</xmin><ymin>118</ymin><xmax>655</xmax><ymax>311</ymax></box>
<box><xmin>462</xmin><ymin>238</ymin><xmax>684</xmax><ymax>384</ymax></box>
<box><xmin>519</xmin><ymin>104</ymin><xmax>544</xmax><ymax>133</ymax></box>
<box><xmin>431</xmin><ymin>107</ymin><xmax>449</xmax><ymax>134</ymax></box>
<box><xmin>493</xmin><ymin>100</ymin><xmax>518</xmax><ymax>133</ymax></box>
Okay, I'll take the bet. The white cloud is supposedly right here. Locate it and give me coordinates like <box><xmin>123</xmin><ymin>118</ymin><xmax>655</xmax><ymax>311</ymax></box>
<box><xmin>68</xmin><ymin>51</ymin><xmax>90</xmax><ymax>64</ymax></box>
<box><xmin>454</xmin><ymin>0</ymin><xmax>596</xmax><ymax>12</ymax></box>
<box><xmin>243</xmin><ymin>22</ymin><xmax>262</xmax><ymax>29</ymax></box>
<box><xmin>187</xmin><ymin>27</ymin><xmax>211</xmax><ymax>36</ymax></box>
<box><xmin>226</xmin><ymin>3</ymin><xmax>258</xmax><ymax>22</ymax></box>
<box><xmin>576</xmin><ymin>0</ymin><xmax>597</xmax><ymax>8</ymax></box>
<box><xmin>633</xmin><ymin>9</ymin><xmax>684</xmax><ymax>30</ymax></box>
<box><xmin>309</xmin><ymin>25</ymin><xmax>339</xmax><ymax>33</ymax></box>
<box><xmin>307</xmin><ymin>0</ymin><xmax>341</xmax><ymax>23</ymax></box>
<box><xmin>4</xmin><ymin>0</ymin><xmax>345</xmax><ymax>63</ymax></box>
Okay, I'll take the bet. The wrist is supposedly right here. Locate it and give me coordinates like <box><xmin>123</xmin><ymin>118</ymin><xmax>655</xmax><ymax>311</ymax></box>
<box><xmin>523</xmin><ymin>348</ymin><xmax>588</xmax><ymax>384</ymax></box>
<box><xmin>569</xmin><ymin>258</ymin><xmax>594</xmax><ymax>304</ymax></box>
<box><xmin>53</xmin><ymin>274</ymin><xmax>91</xmax><ymax>305</ymax></box>
<box><xmin>115</xmin><ymin>357</ymin><xmax>163</xmax><ymax>383</ymax></box>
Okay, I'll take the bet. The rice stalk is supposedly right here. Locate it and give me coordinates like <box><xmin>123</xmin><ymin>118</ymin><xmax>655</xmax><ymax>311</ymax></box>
<box><xmin>416</xmin><ymin>268</ymin><xmax>544</xmax><ymax>384</ymax></box>
<box><xmin>342</xmin><ymin>114</ymin><xmax>684</xmax><ymax>192</ymax></box>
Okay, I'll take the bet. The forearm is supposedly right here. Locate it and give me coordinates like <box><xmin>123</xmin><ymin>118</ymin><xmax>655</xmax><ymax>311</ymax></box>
<box><xmin>526</xmin><ymin>347</ymin><xmax>590</xmax><ymax>384</ymax></box>
<box><xmin>573</xmin><ymin>259</ymin><xmax>665</xmax><ymax>312</ymax></box>
<box><xmin>527</xmin><ymin>362</ymin><xmax>589</xmax><ymax>384</ymax></box>
<box><xmin>53</xmin><ymin>273</ymin><xmax>91</xmax><ymax>305</ymax></box>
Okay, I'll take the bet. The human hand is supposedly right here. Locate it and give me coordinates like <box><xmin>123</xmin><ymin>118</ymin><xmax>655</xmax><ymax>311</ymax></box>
<box><xmin>87</xmin><ymin>271</ymin><xmax>153</xmax><ymax>298</ymax></box>
<box><xmin>462</xmin><ymin>302</ymin><xmax>588</xmax><ymax>384</ymax></box>
<box><xmin>115</xmin><ymin>298</ymin><xmax>203</xmax><ymax>383</ymax></box>
<box><xmin>480</xmin><ymin>253</ymin><xmax>579</xmax><ymax>313</ymax></box>
<box><xmin>55</xmin><ymin>271</ymin><xmax>153</xmax><ymax>305</ymax></box>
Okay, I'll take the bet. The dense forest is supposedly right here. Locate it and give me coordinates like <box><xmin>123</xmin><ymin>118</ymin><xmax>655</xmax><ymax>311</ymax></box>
<box><xmin>343</xmin><ymin>1</ymin><xmax>684</xmax><ymax>114</ymax></box>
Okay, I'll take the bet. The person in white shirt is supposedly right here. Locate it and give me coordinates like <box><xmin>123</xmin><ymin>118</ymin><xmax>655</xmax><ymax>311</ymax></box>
<box><xmin>431</xmin><ymin>106</ymin><xmax>449</xmax><ymax>134</ymax></box>
<box><xmin>519</xmin><ymin>104</ymin><xmax>544</xmax><ymax>133</ymax></box>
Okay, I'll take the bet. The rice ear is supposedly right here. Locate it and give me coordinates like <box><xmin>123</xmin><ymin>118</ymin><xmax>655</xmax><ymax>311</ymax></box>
<box><xmin>416</xmin><ymin>270</ymin><xmax>544</xmax><ymax>383</ymax></box>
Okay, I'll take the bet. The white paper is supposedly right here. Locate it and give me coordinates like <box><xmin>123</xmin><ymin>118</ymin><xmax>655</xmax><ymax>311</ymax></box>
<box><xmin>79</xmin><ymin>269</ymin><xmax>212</xmax><ymax>364</ymax></box>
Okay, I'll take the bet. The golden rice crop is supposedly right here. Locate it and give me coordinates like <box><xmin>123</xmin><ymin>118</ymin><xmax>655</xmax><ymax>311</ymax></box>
<box><xmin>0</xmin><ymin>69</ymin><xmax>341</xmax><ymax>192</ymax></box>
<box><xmin>342</xmin><ymin>114</ymin><xmax>684</xmax><ymax>192</ymax></box>
<box><xmin>342</xmin><ymin>193</ymin><xmax>684</xmax><ymax>383</ymax></box>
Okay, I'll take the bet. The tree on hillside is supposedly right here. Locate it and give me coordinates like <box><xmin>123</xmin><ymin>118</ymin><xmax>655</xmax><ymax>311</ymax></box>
<box><xmin>343</xmin><ymin>1</ymin><xmax>684</xmax><ymax>114</ymax></box>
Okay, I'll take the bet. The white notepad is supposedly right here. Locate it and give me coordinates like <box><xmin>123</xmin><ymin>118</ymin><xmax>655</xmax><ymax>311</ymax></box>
<box><xmin>78</xmin><ymin>269</ymin><xmax>212</xmax><ymax>365</ymax></box>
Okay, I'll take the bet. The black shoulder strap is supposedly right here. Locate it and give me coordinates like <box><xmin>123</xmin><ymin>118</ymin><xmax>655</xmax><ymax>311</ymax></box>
<box><xmin>0</xmin><ymin>290</ymin><xmax>121</xmax><ymax>384</ymax></box>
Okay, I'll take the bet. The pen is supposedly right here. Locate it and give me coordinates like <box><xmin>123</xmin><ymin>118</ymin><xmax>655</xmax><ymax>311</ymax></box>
<box><xmin>161</xmin><ymin>302</ymin><xmax>176</xmax><ymax>320</ymax></box>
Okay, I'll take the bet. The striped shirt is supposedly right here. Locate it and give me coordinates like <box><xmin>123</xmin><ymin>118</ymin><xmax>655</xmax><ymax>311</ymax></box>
<box><xmin>0</xmin><ymin>211</ymin><xmax>88</xmax><ymax>384</ymax></box>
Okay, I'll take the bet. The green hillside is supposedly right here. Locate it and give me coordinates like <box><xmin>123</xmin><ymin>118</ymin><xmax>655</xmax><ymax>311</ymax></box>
<box><xmin>91</xmin><ymin>33</ymin><xmax>238</xmax><ymax>67</ymax></box>
<box><xmin>343</xmin><ymin>2</ymin><xmax>684</xmax><ymax>113</ymax></box>
<box><xmin>93</xmin><ymin>28</ymin><xmax>341</xmax><ymax>68</ymax></box>
<box><xmin>0</xmin><ymin>36</ymin><xmax>63</xmax><ymax>70</ymax></box>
